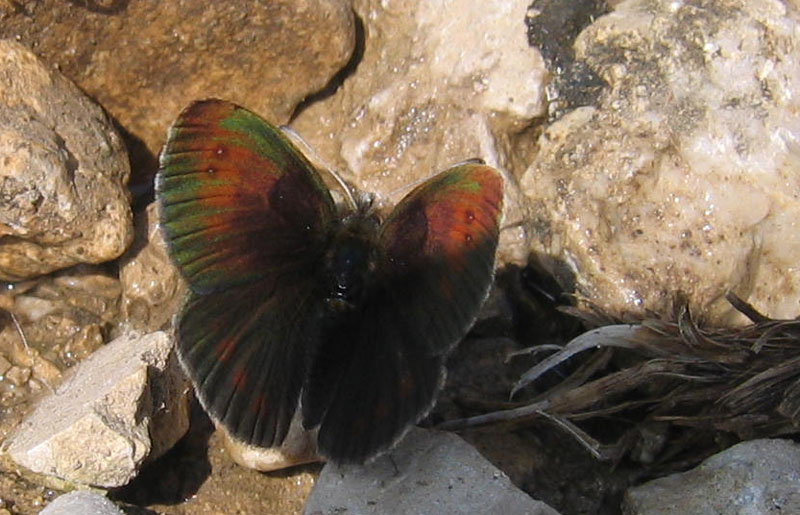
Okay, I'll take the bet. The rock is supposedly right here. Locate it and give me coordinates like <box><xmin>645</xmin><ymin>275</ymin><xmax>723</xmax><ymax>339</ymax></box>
<box><xmin>520</xmin><ymin>0</ymin><xmax>800</xmax><ymax>323</ymax></box>
<box><xmin>0</xmin><ymin>265</ymin><xmax>123</xmax><ymax>422</ymax></box>
<box><xmin>623</xmin><ymin>439</ymin><xmax>800</xmax><ymax>514</ymax></box>
<box><xmin>0</xmin><ymin>1</ymin><xmax>356</xmax><ymax>180</ymax></box>
<box><xmin>119</xmin><ymin>202</ymin><xmax>186</xmax><ymax>332</ymax></box>
<box><xmin>292</xmin><ymin>0</ymin><xmax>547</xmax><ymax>265</ymax></box>
<box><xmin>304</xmin><ymin>427</ymin><xmax>560</xmax><ymax>515</ymax></box>
<box><xmin>525</xmin><ymin>0</ymin><xmax>609</xmax><ymax>119</ymax></box>
<box><xmin>222</xmin><ymin>413</ymin><xmax>320</xmax><ymax>472</ymax></box>
<box><xmin>40</xmin><ymin>491</ymin><xmax>124</xmax><ymax>515</ymax></box>
<box><xmin>0</xmin><ymin>40</ymin><xmax>133</xmax><ymax>281</ymax></box>
<box><xmin>3</xmin><ymin>366</ymin><xmax>30</xmax><ymax>387</ymax></box>
<box><xmin>6</xmin><ymin>331</ymin><xmax>191</xmax><ymax>488</ymax></box>
<box><xmin>6</xmin><ymin>265</ymin><xmax>121</xmax><ymax>371</ymax></box>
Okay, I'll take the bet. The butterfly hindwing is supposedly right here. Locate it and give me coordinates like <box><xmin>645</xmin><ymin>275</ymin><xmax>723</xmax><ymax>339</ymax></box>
<box><xmin>310</xmin><ymin>163</ymin><xmax>504</xmax><ymax>463</ymax></box>
<box><xmin>179</xmin><ymin>282</ymin><xmax>324</xmax><ymax>447</ymax></box>
<box><xmin>157</xmin><ymin>99</ymin><xmax>335</xmax><ymax>448</ymax></box>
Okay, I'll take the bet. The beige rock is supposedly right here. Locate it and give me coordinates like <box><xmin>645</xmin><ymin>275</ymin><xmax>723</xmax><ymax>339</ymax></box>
<box><xmin>222</xmin><ymin>413</ymin><xmax>320</xmax><ymax>472</ymax></box>
<box><xmin>0</xmin><ymin>0</ymin><xmax>355</xmax><ymax>178</ymax></box>
<box><xmin>0</xmin><ymin>40</ymin><xmax>133</xmax><ymax>281</ymax></box>
<box><xmin>521</xmin><ymin>0</ymin><xmax>800</xmax><ymax>322</ymax></box>
<box><xmin>4</xmin><ymin>365</ymin><xmax>30</xmax><ymax>387</ymax></box>
<box><xmin>292</xmin><ymin>0</ymin><xmax>548</xmax><ymax>264</ymax></box>
<box><xmin>119</xmin><ymin>202</ymin><xmax>186</xmax><ymax>332</ymax></box>
<box><xmin>0</xmin><ymin>355</ymin><xmax>10</xmax><ymax>376</ymax></box>
<box><xmin>6</xmin><ymin>331</ymin><xmax>190</xmax><ymax>487</ymax></box>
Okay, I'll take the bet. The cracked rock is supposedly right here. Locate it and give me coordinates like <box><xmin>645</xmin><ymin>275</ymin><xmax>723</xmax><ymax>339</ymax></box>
<box><xmin>6</xmin><ymin>331</ymin><xmax>190</xmax><ymax>488</ymax></box>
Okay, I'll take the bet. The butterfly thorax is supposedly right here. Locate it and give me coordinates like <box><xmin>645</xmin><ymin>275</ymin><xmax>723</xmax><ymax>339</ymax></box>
<box><xmin>323</xmin><ymin>211</ymin><xmax>380</xmax><ymax>311</ymax></box>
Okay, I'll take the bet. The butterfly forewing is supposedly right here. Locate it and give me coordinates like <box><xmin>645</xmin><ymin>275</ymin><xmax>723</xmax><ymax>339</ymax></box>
<box><xmin>157</xmin><ymin>99</ymin><xmax>335</xmax><ymax>448</ymax></box>
<box><xmin>157</xmin><ymin>99</ymin><xmax>336</xmax><ymax>294</ymax></box>
<box><xmin>380</xmin><ymin>163</ymin><xmax>504</xmax><ymax>352</ymax></box>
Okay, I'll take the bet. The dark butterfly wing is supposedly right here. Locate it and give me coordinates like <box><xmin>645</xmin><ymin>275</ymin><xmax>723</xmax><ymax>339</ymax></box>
<box><xmin>156</xmin><ymin>99</ymin><xmax>336</xmax><ymax>447</ymax></box>
<box><xmin>305</xmin><ymin>163</ymin><xmax>504</xmax><ymax>463</ymax></box>
<box><xmin>157</xmin><ymin>99</ymin><xmax>335</xmax><ymax>294</ymax></box>
<box><xmin>179</xmin><ymin>282</ymin><xmax>324</xmax><ymax>446</ymax></box>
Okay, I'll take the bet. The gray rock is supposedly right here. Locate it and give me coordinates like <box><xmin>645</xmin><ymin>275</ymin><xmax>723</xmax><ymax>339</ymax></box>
<box><xmin>40</xmin><ymin>491</ymin><xmax>124</xmax><ymax>515</ymax></box>
<box><xmin>623</xmin><ymin>439</ymin><xmax>800</xmax><ymax>514</ymax></box>
<box><xmin>304</xmin><ymin>427</ymin><xmax>560</xmax><ymax>515</ymax></box>
<box><xmin>6</xmin><ymin>331</ymin><xmax>190</xmax><ymax>487</ymax></box>
<box><xmin>0</xmin><ymin>40</ymin><xmax>133</xmax><ymax>281</ymax></box>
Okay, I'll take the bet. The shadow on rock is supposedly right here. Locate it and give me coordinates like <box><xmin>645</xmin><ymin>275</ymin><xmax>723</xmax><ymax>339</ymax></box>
<box><xmin>111</xmin><ymin>400</ymin><xmax>213</xmax><ymax>507</ymax></box>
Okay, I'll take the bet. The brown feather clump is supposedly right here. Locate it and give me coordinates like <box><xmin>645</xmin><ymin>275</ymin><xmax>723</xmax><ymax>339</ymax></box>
<box><xmin>443</xmin><ymin>293</ymin><xmax>800</xmax><ymax>470</ymax></box>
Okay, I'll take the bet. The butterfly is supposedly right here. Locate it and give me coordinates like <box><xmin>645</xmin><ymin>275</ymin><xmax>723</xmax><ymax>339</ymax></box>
<box><xmin>155</xmin><ymin>99</ymin><xmax>503</xmax><ymax>464</ymax></box>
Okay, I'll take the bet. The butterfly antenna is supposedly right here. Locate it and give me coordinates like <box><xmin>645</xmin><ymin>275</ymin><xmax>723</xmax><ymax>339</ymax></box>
<box><xmin>280</xmin><ymin>125</ymin><xmax>358</xmax><ymax>210</ymax></box>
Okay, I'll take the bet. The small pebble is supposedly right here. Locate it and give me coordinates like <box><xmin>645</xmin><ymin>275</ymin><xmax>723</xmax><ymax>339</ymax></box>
<box><xmin>39</xmin><ymin>491</ymin><xmax>124</xmax><ymax>515</ymax></box>
<box><xmin>5</xmin><ymin>366</ymin><xmax>30</xmax><ymax>387</ymax></box>
<box><xmin>32</xmin><ymin>356</ymin><xmax>61</xmax><ymax>384</ymax></box>
<box><xmin>0</xmin><ymin>355</ymin><xmax>11</xmax><ymax>376</ymax></box>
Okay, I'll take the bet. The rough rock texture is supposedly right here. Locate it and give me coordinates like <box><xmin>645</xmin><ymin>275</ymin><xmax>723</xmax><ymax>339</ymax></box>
<box><xmin>0</xmin><ymin>40</ymin><xmax>133</xmax><ymax>281</ymax></box>
<box><xmin>222</xmin><ymin>413</ymin><xmax>319</xmax><ymax>472</ymax></box>
<box><xmin>521</xmin><ymin>0</ymin><xmax>800</xmax><ymax>322</ymax></box>
<box><xmin>40</xmin><ymin>491</ymin><xmax>124</xmax><ymax>515</ymax></box>
<box><xmin>0</xmin><ymin>265</ymin><xmax>121</xmax><ymax>447</ymax></box>
<box><xmin>0</xmin><ymin>0</ymin><xmax>356</xmax><ymax>180</ymax></box>
<box><xmin>6</xmin><ymin>331</ymin><xmax>190</xmax><ymax>488</ymax></box>
<box><xmin>293</xmin><ymin>0</ymin><xmax>548</xmax><ymax>264</ymax></box>
<box><xmin>119</xmin><ymin>202</ymin><xmax>186</xmax><ymax>332</ymax></box>
<box><xmin>304</xmin><ymin>427</ymin><xmax>561</xmax><ymax>515</ymax></box>
<box><xmin>623</xmin><ymin>439</ymin><xmax>800</xmax><ymax>514</ymax></box>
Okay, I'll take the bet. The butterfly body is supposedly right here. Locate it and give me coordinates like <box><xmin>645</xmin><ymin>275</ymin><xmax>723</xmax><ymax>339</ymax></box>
<box><xmin>157</xmin><ymin>99</ymin><xmax>503</xmax><ymax>464</ymax></box>
<box><xmin>322</xmin><ymin>211</ymin><xmax>379</xmax><ymax>311</ymax></box>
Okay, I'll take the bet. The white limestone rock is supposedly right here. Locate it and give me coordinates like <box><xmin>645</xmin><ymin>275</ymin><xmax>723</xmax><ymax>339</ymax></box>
<box><xmin>6</xmin><ymin>331</ymin><xmax>190</xmax><ymax>488</ymax></box>
<box><xmin>521</xmin><ymin>0</ymin><xmax>800</xmax><ymax>322</ymax></box>
<box><xmin>292</xmin><ymin>0</ymin><xmax>548</xmax><ymax>265</ymax></box>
